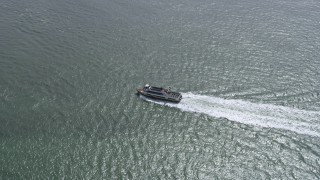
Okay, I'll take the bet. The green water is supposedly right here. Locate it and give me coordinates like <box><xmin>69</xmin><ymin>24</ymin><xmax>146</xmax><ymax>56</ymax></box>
<box><xmin>1</xmin><ymin>0</ymin><xmax>320</xmax><ymax>179</ymax></box>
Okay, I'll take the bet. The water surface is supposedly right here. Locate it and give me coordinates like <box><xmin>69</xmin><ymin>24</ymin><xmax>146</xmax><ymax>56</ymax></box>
<box><xmin>1</xmin><ymin>0</ymin><xmax>320</xmax><ymax>179</ymax></box>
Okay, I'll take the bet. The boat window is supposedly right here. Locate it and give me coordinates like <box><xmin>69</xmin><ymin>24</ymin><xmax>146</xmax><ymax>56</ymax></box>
<box><xmin>149</xmin><ymin>91</ymin><xmax>163</xmax><ymax>95</ymax></box>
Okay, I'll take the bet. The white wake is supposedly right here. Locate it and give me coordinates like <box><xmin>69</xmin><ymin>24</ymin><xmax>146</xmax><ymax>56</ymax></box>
<box><xmin>141</xmin><ymin>92</ymin><xmax>320</xmax><ymax>137</ymax></box>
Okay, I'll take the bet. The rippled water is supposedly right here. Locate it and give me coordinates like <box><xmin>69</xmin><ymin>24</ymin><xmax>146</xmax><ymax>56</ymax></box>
<box><xmin>1</xmin><ymin>0</ymin><xmax>320</xmax><ymax>179</ymax></box>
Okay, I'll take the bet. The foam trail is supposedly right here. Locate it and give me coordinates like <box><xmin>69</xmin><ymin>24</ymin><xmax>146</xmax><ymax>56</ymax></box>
<box><xmin>140</xmin><ymin>92</ymin><xmax>320</xmax><ymax>137</ymax></box>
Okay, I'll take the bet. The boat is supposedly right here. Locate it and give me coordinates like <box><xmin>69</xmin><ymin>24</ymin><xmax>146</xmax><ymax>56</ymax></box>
<box><xmin>136</xmin><ymin>84</ymin><xmax>182</xmax><ymax>103</ymax></box>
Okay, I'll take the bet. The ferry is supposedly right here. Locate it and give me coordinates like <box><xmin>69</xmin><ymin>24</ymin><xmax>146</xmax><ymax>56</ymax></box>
<box><xmin>136</xmin><ymin>84</ymin><xmax>182</xmax><ymax>103</ymax></box>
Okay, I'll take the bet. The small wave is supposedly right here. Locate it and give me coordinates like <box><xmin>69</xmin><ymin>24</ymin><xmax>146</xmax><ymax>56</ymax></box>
<box><xmin>140</xmin><ymin>92</ymin><xmax>320</xmax><ymax>137</ymax></box>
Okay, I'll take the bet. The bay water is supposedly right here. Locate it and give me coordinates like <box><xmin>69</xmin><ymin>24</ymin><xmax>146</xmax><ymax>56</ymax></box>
<box><xmin>1</xmin><ymin>0</ymin><xmax>320</xmax><ymax>179</ymax></box>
